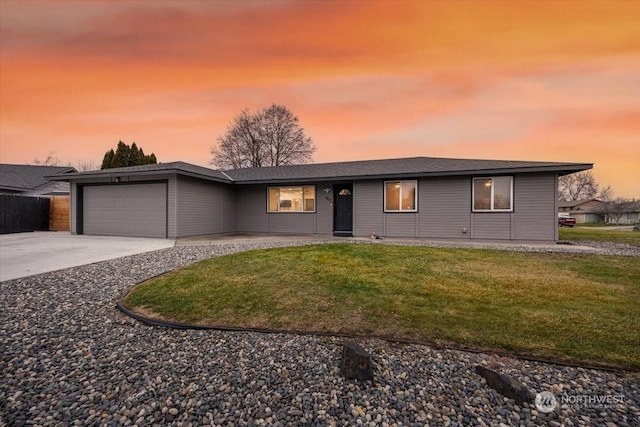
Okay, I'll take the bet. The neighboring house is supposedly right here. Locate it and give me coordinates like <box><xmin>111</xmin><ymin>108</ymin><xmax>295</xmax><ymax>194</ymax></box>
<box><xmin>0</xmin><ymin>164</ymin><xmax>76</xmax><ymax>196</ymax></box>
<box><xmin>558</xmin><ymin>198</ymin><xmax>640</xmax><ymax>225</ymax></box>
<box><xmin>620</xmin><ymin>211</ymin><xmax>640</xmax><ymax>225</ymax></box>
<box><xmin>557</xmin><ymin>199</ymin><xmax>605</xmax><ymax>224</ymax></box>
<box><xmin>48</xmin><ymin>156</ymin><xmax>591</xmax><ymax>241</ymax></box>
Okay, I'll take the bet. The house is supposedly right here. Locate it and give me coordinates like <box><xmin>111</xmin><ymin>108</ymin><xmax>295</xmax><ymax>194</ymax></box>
<box><xmin>47</xmin><ymin>156</ymin><xmax>592</xmax><ymax>241</ymax></box>
<box><xmin>557</xmin><ymin>199</ymin><xmax>605</xmax><ymax>224</ymax></box>
<box><xmin>0</xmin><ymin>164</ymin><xmax>76</xmax><ymax>196</ymax></box>
<box><xmin>558</xmin><ymin>198</ymin><xmax>640</xmax><ymax>225</ymax></box>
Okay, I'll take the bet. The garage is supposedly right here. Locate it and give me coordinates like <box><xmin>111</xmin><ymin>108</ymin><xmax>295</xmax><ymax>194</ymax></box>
<box><xmin>82</xmin><ymin>183</ymin><xmax>167</xmax><ymax>238</ymax></box>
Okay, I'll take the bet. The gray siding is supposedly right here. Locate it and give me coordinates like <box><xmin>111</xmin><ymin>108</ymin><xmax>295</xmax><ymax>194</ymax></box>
<box><xmin>513</xmin><ymin>174</ymin><xmax>556</xmax><ymax>241</ymax></box>
<box><xmin>354</xmin><ymin>180</ymin><xmax>384</xmax><ymax>236</ymax></box>
<box><xmin>418</xmin><ymin>177</ymin><xmax>471</xmax><ymax>239</ymax></box>
<box><xmin>70</xmin><ymin>182</ymin><xmax>77</xmax><ymax>233</ymax></box>
<box><xmin>68</xmin><ymin>171</ymin><xmax>559</xmax><ymax>241</ymax></box>
<box><xmin>471</xmin><ymin>213</ymin><xmax>512</xmax><ymax>239</ymax></box>
<box><xmin>236</xmin><ymin>185</ymin><xmax>268</xmax><ymax>233</ymax></box>
<box><xmin>176</xmin><ymin>176</ymin><xmax>223</xmax><ymax>237</ymax></box>
<box><xmin>235</xmin><ymin>183</ymin><xmax>332</xmax><ymax>234</ymax></box>
<box><xmin>354</xmin><ymin>174</ymin><xmax>556</xmax><ymax>241</ymax></box>
<box><xmin>385</xmin><ymin>215</ymin><xmax>418</xmax><ymax>237</ymax></box>
<box><xmin>167</xmin><ymin>176</ymin><xmax>177</xmax><ymax>238</ymax></box>
<box><xmin>315</xmin><ymin>182</ymin><xmax>334</xmax><ymax>234</ymax></box>
<box><xmin>222</xmin><ymin>185</ymin><xmax>237</xmax><ymax>234</ymax></box>
<box><xmin>268</xmin><ymin>213</ymin><xmax>315</xmax><ymax>234</ymax></box>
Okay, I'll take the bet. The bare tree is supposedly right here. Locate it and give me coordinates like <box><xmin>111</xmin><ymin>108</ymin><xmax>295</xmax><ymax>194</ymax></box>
<box><xmin>74</xmin><ymin>161</ymin><xmax>98</xmax><ymax>172</ymax></box>
<box><xmin>32</xmin><ymin>152</ymin><xmax>61</xmax><ymax>166</ymax></box>
<box><xmin>558</xmin><ymin>171</ymin><xmax>605</xmax><ymax>201</ymax></box>
<box><xmin>601</xmin><ymin>197</ymin><xmax>637</xmax><ymax>224</ymax></box>
<box><xmin>211</xmin><ymin>104</ymin><xmax>316</xmax><ymax>169</ymax></box>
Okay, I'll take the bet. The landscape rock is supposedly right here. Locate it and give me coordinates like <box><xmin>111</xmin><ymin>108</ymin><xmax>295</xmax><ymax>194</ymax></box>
<box><xmin>475</xmin><ymin>365</ymin><xmax>533</xmax><ymax>404</ymax></box>
<box><xmin>340</xmin><ymin>341</ymin><xmax>374</xmax><ymax>381</ymax></box>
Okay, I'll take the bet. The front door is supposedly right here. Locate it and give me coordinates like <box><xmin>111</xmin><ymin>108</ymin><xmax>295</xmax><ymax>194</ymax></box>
<box><xmin>333</xmin><ymin>184</ymin><xmax>353</xmax><ymax>236</ymax></box>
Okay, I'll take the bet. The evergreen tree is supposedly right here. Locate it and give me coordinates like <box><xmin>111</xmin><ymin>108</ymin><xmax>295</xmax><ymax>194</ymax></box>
<box><xmin>100</xmin><ymin>141</ymin><xmax>158</xmax><ymax>169</ymax></box>
<box><xmin>101</xmin><ymin>149</ymin><xmax>115</xmax><ymax>169</ymax></box>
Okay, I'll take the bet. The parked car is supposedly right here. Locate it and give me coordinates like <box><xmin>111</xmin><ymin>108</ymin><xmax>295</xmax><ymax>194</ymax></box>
<box><xmin>558</xmin><ymin>216</ymin><xmax>576</xmax><ymax>227</ymax></box>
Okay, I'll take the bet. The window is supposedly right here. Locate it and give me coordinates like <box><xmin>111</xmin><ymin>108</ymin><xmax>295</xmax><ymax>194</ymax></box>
<box><xmin>268</xmin><ymin>186</ymin><xmax>315</xmax><ymax>212</ymax></box>
<box><xmin>384</xmin><ymin>180</ymin><xmax>417</xmax><ymax>212</ymax></box>
<box><xmin>473</xmin><ymin>177</ymin><xmax>513</xmax><ymax>211</ymax></box>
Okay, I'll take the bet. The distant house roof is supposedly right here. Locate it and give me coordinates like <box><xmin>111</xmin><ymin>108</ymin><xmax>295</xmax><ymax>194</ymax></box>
<box><xmin>0</xmin><ymin>164</ymin><xmax>76</xmax><ymax>193</ymax></box>
<box><xmin>48</xmin><ymin>157</ymin><xmax>593</xmax><ymax>185</ymax></box>
<box><xmin>557</xmin><ymin>198</ymin><xmax>603</xmax><ymax>209</ymax></box>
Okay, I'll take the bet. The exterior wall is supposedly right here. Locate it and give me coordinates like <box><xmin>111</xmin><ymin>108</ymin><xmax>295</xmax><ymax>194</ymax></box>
<box><xmin>222</xmin><ymin>185</ymin><xmax>237</xmax><ymax>234</ymax></box>
<box><xmin>68</xmin><ymin>171</ymin><xmax>560</xmax><ymax>241</ymax></box>
<box><xmin>315</xmin><ymin>182</ymin><xmax>334</xmax><ymax>234</ymax></box>
<box><xmin>167</xmin><ymin>176</ymin><xmax>177</xmax><ymax>238</ymax></box>
<box><xmin>353</xmin><ymin>180</ymin><xmax>384</xmax><ymax>236</ymax></box>
<box><xmin>512</xmin><ymin>174</ymin><xmax>556</xmax><ymax>240</ymax></box>
<box><xmin>236</xmin><ymin>185</ymin><xmax>268</xmax><ymax>233</ymax></box>
<box><xmin>175</xmin><ymin>176</ymin><xmax>224</xmax><ymax>237</ymax></box>
<box><xmin>355</xmin><ymin>177</ymin><xmax>472</xmax><ymax>239</ymax></box>
<box><xmin>354</xmin><ymin>174</ymin><xmax>557</xmax><ymax>241</ymax></box>
<box><xmin>471</xmin><ymin>213</ymin><xmax>512</xmax><ymax>239</ymax></box>
<box><xmin>418</xmin><ymin>177</ymin><xmax>471</xmax><ymax>239</ymax></box>
<box><xmin>235</xmin><ymin>183</ymin><xmax>333</xmax><ymax>234</ymax></box>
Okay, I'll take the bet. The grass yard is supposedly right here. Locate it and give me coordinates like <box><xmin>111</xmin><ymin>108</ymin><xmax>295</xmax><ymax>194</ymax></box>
<box><xmin>123</xmin><ymin>244</ymin><xmax>640</xmax><ymax>369</ymax></box>
<box><xmin>559</xmin><ymin>226</ymin><xmax>640</xmax><ymax>246</ymax></box>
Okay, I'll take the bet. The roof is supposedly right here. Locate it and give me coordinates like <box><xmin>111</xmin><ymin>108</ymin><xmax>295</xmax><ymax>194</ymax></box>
<box><xmin>48</xmin><ymin>156</ymin><xmax>592</xmax><ymax>185</ymax></box>
<box><xmin>0</xmin><ymin>164</ymin><xmax>76</xmax><ymax>192</ymax></box>
<box><xmin>224</xmin><ymin>157</ymin><xmax>593</xmax><ymax>184</ymax></box>
<box><xmin>47</xmin><ymin>161</ymin><xmax>231</xmax><ymax>183</ymax></box>
<box><xmin>557</xmin><ymin>198</ymin><xmax>602</xmax><ymax>208</ymax></box>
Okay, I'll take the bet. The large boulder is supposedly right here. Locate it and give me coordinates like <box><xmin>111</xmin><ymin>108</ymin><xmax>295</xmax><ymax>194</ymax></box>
<box><xmin>340</xmin><ymin>341</ymin><xmax>374</xmax><ymax>381</ymax></box>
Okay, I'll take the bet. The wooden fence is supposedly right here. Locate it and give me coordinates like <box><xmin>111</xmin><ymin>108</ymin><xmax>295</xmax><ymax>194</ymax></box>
<box><xmin>0</xmin><ymin>194</ymin><xmax>69</xmax><ymax>234</ymax></box>
<box><xmin>49</xmin><ymin>196</ymin><xmax>70</xmax><ymax>231</ymax></box>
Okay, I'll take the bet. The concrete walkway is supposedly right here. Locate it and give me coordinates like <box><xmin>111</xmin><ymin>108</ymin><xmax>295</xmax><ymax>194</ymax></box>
<box><xmin>1</xmin><ymin>232</ymin><xmax>609</xmax><ymax>282</ymax></box>
<box><xmin>0</xmin><ymin>232</ymin><xmax>175</xmax><ymax>282</ymax></box>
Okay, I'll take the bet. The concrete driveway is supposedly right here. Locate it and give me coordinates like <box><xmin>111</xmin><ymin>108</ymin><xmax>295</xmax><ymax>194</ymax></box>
<box><xmin>0</xmin><ymin>232</ymin><xmax>175</xmax><ymax>282</ymax></box>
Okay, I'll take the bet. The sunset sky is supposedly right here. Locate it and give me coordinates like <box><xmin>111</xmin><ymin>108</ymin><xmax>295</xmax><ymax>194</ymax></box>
<box><xmin>1</xmin><ymin>0</ymin><xmax>638</xmax><ymax>197</ymax></box>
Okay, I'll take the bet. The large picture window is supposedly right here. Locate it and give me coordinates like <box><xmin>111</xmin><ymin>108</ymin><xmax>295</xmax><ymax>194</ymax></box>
<box><xmin>384</xmin><ymin>180</ymin><xmax>417</xmax><ymax>212</ymax></box>
<box><xmin>473</xmin><ymin>176</ymin><xmax>513</xmax><ymax>211</ymax></box>
<box><xmin>268</xmin><ymin>186</ymin><xmax>315</xmax><ymax>213</ymax></box>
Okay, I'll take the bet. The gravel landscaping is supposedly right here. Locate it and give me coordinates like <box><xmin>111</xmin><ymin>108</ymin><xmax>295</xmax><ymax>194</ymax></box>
<box><xmin>1</xmin><ymin>239</ymin><xmax>639</xmax><ymax>426</ymax></box>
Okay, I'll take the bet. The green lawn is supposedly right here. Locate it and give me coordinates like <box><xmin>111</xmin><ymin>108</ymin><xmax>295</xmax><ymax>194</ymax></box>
<box><xmin>560</xmin><ymin>226</ymin><xmax>640</xmax><ymax>246</ymax></box>
<box><xmin>123</xmin><ymin>244</ymin><xmax>640</xmax><ymax>369</ymax></box>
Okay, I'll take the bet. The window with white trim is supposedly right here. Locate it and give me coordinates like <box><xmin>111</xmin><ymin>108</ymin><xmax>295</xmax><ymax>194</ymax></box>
<box><xmin>384</xmin><ymin>180</ymin><xmax>417</xmax><ymax>212</ymax></box>
<box><xmin>473</xmin><ymin>177</ymin><xmax>513</xmax><ymax>211</ymax></box>
<box><xmin>268</xmin><ymin>186</ymin><xmax>315</xmax><ymax>212</ymax></box>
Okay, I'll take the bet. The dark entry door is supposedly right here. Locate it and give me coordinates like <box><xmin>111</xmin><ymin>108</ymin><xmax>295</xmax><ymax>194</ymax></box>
<box><xmin>333</xmin><ymin>184</ymin><xmax>353</xmax><ymax>236</ymax></box>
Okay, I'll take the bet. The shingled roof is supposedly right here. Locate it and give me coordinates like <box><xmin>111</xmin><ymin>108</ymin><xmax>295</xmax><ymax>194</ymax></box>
<box><xmin>0</xmin><ymin>164</ymin><xmax>76</xmax><ymax>192</ymax></box>
<box><xmin>47</xmin><ymin>156</ymin><xmax>592</xmax><ymax>185</ymax></box>
<box><xmin>46</xmin><ymin>161</ymin><xmax>231</xmax><ymax>183</ymax></box>
<box><xmin>224</xmin><ymin>157</ymin><xmax>592</xmax><ymax>184</ymax></box>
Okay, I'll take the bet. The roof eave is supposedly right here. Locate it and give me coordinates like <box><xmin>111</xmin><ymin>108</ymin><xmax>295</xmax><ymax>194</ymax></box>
<box><xmin>233</xmin><ymin>163</ymin><xmax>594</xmax><ymax>184</ymax></box>
<box><xmin>46</xmin><ymin>168</ymin><xmax>232</xmax><ymax>184</ymax></box>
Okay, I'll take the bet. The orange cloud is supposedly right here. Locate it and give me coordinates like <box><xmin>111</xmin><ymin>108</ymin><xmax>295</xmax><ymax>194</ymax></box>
<box><xmin>1</xmin><ymin>1</ymin><xmax>639</xmax><ymax>197</ymax></box>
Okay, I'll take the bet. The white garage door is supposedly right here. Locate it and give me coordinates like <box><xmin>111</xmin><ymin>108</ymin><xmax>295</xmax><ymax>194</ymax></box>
<box><xmin>83</xmin><ymin>183</ymin><xmax>167</xmax><ymax>238</ymax></box>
